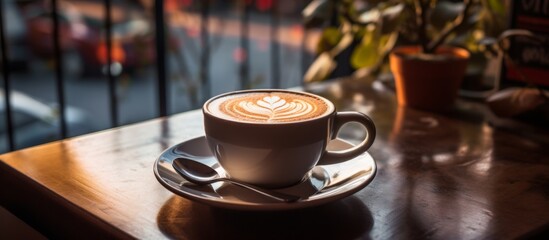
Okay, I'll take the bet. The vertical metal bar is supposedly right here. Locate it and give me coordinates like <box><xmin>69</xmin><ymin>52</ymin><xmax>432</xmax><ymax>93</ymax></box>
<box><xmin>0</xmin><ymin>1</ymin><xmax>14</xmax><ymax>151</ymax></box>
<box><xmin>300</xmin><ymin>29</ymin><xmax>308</xmax><ymax>86</ymax></box>
<box><xmin>155</xmin><ymin>0</ymin><xmax>167</xmax><ymax>117</ymax></box>
<box><xmin>239</xmin><ymin>0</ymin><xmax>250</xmax><ymax>89</ymax></box>
<box><xmin>200</xmin><ymin>0</ymin><xmax>210</xmax><ymax>102</ymax></box>
<box><xmin>104</xmin><ymin>0</ymin><xmax>117</xmax><ymax>127</ymax></box>
<box><xmin>51</xmin><ymin>0</ymin><xmax>67</xmax><ymax>138</ymax></box>
<box><xmin>270</xmin><ymin>0</ymin><xmax>280</xmax><ymax>89</ymax></box>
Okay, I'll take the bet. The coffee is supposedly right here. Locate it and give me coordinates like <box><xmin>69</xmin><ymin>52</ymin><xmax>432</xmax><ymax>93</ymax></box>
<box><xmin>207</xmin><ymin>91</ymin><xmax>331</xmax><ymax>123</ymax></box>
<box><xmin>203</xmin><ymin>89</ymin><xmax>376</xmax><ymax>187</ymax></box>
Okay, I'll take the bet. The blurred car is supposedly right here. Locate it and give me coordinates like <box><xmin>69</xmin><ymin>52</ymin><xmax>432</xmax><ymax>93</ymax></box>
<box><xmin>0</xmin><ymin>89</ymin><xmax>93</xmax><ymax>153</ymax></box>
<box><xmin>17</xmin><ymin>0</ymin><xmax>156</xmax><ymax>77</ymax></box>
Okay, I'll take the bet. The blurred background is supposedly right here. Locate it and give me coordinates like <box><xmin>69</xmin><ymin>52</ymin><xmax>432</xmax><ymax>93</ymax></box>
<box><xmin>3</xmin><ymin>0</ymin><xmax>531</xmax><ymax>153</ymax></box>
<box><xmin>1</xmin><ymin>0</ymin><xmax>319</xmax><ymax>153</ymax></box>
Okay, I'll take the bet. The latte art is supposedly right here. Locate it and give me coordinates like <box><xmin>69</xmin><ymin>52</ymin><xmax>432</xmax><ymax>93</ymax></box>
<box><xmin>234</xmin><ymin>95</ymin><xmax>315</xmax><ymax>121</ymax></box>
<box><xmin>207</xmin><ymin>92</ymin><xmax>331</xmax><ymax>123</ymax></box>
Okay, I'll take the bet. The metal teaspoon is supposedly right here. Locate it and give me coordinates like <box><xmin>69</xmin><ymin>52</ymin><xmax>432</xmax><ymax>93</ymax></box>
<box><xmin>172</xmin><ymin>157</ymin><xmax>303</xmax><ymax>203</ymax></box>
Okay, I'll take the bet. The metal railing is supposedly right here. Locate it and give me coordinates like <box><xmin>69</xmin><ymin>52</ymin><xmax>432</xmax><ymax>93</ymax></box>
<box><xmin>0</xmin><ymin>0</ymin><xmax>14</xmax><ymax>150</ymax></box>
<box><xmin>0</xmin><ymin>0</ymin><xmax>310</xmax><ymax>152</ymax></box>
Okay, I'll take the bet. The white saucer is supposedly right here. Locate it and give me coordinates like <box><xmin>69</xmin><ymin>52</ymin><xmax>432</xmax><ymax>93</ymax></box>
<box><xmin>153</xmin><ymin>136</ymin><xmax>376</xmax><ymax>211</ymax></box>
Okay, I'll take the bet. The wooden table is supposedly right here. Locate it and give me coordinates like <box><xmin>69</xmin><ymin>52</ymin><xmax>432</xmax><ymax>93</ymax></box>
<box><xmin>1</xmin><ymin>77</ymin><xmax>548</xmax><ymax>239</ymax></box>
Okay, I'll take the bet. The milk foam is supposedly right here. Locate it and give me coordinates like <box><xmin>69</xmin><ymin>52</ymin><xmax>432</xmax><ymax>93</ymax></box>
<box><xmin>207</xmin><ymin>92</ymin><xmax>332</xmax><ymax>123</ymax></box>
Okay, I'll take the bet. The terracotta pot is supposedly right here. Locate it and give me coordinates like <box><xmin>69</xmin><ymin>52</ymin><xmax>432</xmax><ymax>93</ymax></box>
<box><xmin>389</xmin><ymin>46</ymin><xmax>470</xmax><ymax>111</ymax></box>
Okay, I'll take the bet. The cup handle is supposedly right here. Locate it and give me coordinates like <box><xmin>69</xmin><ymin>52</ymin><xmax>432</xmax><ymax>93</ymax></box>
<box><xmin>323</xmin><ymin>112</ymin><xmax>376</xmax><ymax>160</ymax></box>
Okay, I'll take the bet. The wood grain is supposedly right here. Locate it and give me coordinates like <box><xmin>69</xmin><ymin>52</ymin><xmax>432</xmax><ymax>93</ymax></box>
<box><xmin>1</xmin><ymin>77</ymin><xmax>548</xmax><ymax>239</ymax></box>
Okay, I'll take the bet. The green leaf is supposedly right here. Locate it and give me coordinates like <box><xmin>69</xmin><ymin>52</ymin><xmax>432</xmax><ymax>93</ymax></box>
<box><xmin>351</xmin><ymin>29</ymin><xmax>380</xmax><ymax>69</ymax></box>
<box><xmin>380</xmin><ymin>3</ymin><xmax>405</xmax><ymax>34</ymax></box>
<box><xmin>304</xmin><ymin>52</ymin><xmax>337</xmax><ymax>83</ymax></box>
<box><xmin>323</xmin><ymin>27</ymin><xmax>343</xmax><ymax>46</ymax></box>
<box><xmin>487</xmin><ymin>0</ymin><xmax>505</xmax><ymax>15</ymax></box>
<box><xmin>328</xmin><ymin>32</ymin><xmax>353</xmax><ymax>57</ymax></box>
<box><xmin>316</xmin><ymin>27</ymin><xmax>343</xmax><ymax>53</ymax></box>
<box><xmin>356</xmin><ymin>3</ymin><xmax>404</xmax><ymax>33</ymax></box>
<box><xmin>351</xmin><ymin>43</ymin><xmax>379</xmax><ymax>69</ymax></box>
<box><xmin>378</xmin><ymin>32</ymin><xmax>399</xmax><ymax>53</ymax></box>
<box><xmin>351</xmin><ymin>30</ymin><xmax>397</xmax><ymax>69</ymax></box>
<box><xmin>303</xmin><ymin>0</ymin><xmax>333</xmax><ymax>28</ymax></box>
<box><xmin>358</xmin><ymin>8</ymin><xmax>380</xmax><ymax>24</ymax></box>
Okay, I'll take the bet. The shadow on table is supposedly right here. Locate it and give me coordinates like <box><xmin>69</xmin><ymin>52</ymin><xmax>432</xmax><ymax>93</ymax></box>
<box><xmin>157</xmin><ymin>196</ymin><xmax>373</xmax><ymax>240</ymax></box>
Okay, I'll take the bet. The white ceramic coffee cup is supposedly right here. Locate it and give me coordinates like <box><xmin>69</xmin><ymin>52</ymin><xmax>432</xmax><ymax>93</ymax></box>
<box><xmin>203</xmin><ymin>89</ymin><xmax>376</xmax><ymax>188</ymax></box>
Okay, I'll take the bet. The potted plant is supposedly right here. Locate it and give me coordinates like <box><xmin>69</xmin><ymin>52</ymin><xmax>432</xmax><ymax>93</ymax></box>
<box><xmin>303</xmin><ymin>0</ymin><xmax>506</xmax><ymax>111</ymax></box>
<box><xmin>389</xmin><ymin>0</ymin><xmax>475</xmax><ymax>111</ymax></box>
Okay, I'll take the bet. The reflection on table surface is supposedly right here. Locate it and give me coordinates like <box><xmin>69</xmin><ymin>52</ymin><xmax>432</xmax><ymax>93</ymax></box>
<box><xmin>1</xmin><ymin>77</ymin><xmax>548</xmax><ymax>239</ymax></box>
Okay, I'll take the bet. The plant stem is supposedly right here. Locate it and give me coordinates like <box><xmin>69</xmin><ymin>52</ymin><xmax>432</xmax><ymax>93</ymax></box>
<box><xmin>427</xmin><ymin>0</ymin><xmax>475</xmax><ymax>53</ymax></box>
<box><xmin>414</xmin><ymin>0</ymin><xmax>429</xmax><ymax>53</ymax></box>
